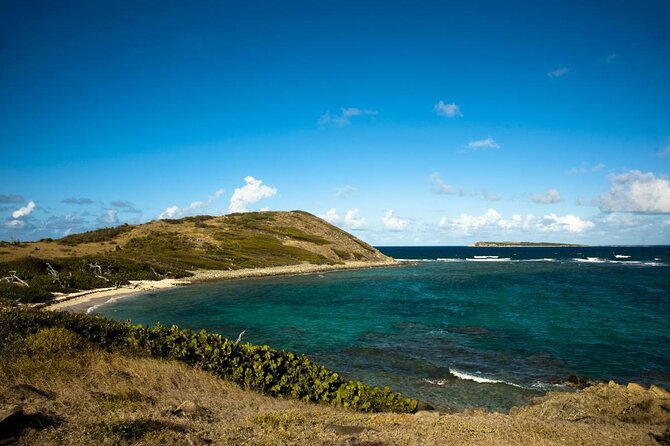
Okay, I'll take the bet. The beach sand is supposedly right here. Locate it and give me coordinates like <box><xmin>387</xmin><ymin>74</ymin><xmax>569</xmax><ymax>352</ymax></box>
<box><xmin>45</xmin><ymin>260</ymin><xmax>398</xmax><ymax>313</ymax></box>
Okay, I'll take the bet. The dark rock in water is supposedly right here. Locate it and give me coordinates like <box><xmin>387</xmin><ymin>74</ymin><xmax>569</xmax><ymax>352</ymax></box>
<box><xmin>566</xmin><ymin>375</ymin><xmax>596</xmax><ymax>389</ymax></box>
<box><xmin>0</xmin><ymin>404</ymin><xmax>64</xmax><ymax>441</ymax></box>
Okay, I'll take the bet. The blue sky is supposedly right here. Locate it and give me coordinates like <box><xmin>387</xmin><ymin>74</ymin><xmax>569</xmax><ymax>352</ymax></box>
<box><xmin>1</xmin><ymin>0</ymin><xmax>669</xmax><ymax>245</ymax></box>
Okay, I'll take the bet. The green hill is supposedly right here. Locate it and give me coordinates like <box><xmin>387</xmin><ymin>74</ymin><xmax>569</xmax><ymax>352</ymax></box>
<box><xmin>0</xmin><ymin>211</ymin><xmax>391</xmax><ymax>304</ymax></box>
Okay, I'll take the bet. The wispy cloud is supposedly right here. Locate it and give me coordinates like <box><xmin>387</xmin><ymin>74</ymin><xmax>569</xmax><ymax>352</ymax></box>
<box><xmin>530</xmin><ymin>188</ymin><xmax>562</xmax><ymax>204</ymax></box>
<box><xmin>433</xmin><ymin>101</ymin><xmax>462</xmax><ymax>118</ymax></box>
<box><xmin>111</xmin><ymin>200</ymin><xmax>133</xmax><ymax>208</ymax></box>
<box><xmin>381</xmin><ymin>210</ymin><xmax>409</xmax><ymax>231</ymax></box>
<box><xmin>318</xmin><ymin>107</ymin><xmax>378</xmax><ymax>127</ymax></box>
<box><xmin>0</xmin><ymin>194</ymin><xmax>23</xmax><ymax>204</ymax></box>
<box><xmin>467</xmin><ymin>137</ymin><xmax>500</xmax><ymax>150</ymax></box>
<box><xmin>597</xmin><ymin>170</ymin><xmax>670</xmax><ymax>213</ymax></box>
<box><xmin>229</xmin><ymin>176</ymin><xmax>276</xmax><ymax>213</ymax></box>
<box><xmin>429</xmin><ymin>173</ymin><xmax>499</xmax><ymax>201</ymax></box>
<box><xmin>566</xmin><ymin>162</ymin><xmax>605</xmax><ymax>175</ymax></box>
<box><xmin>335</xmin><ymin>185</ymin><xmax>357</xmax><ymax>198</ymax></box>
<box><xmin>547</xmin><ymin>67</ymin><xmax>569</xmax><ymax>78</ymax></box>
<box><xmin>160</xmin><ymin>188</ymin><xmax>226</xmax><ymax>219</ymax></box>
<box><xmin>657</xmin><ymin>144</ymin><xmax>670</xmax><ymax>158</ymax></box>
<box><xmin>62</xmin><ymin>197</ymin><xmax>94</xmax><ymax>205</ymax></box>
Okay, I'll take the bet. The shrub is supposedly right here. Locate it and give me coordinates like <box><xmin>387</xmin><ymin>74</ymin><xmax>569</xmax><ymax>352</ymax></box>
<box><xmin>23</xmin><ymin>327</ymin><xmax>85</xmax><ymax>357</ymax></box>
<box><xmin>1</xmin><ymin>309</ymin><xmax>418</xmax><ymax>413</ymax></box>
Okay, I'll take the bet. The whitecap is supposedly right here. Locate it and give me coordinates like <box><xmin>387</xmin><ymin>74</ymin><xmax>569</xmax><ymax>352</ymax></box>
<box><xmin>614</xmin><ymin>255</ymin><xmax>631</xmax><ymax>259</ymax></box>
<box><xmin>466</xmin><ymin>257</ymin><xmax>512</xmax><ymax>262</ymax></box>
<box><xmin>449</xmin><ymin>368</ymin><xmax>522</xmax><ymax>387</ymax></box>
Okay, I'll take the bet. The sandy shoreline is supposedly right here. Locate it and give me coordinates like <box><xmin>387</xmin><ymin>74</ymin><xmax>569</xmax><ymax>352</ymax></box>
<box><xmin>44</xmin><ymin>260</ymin><xmax>399</xmax><ymax>313</ymax></box>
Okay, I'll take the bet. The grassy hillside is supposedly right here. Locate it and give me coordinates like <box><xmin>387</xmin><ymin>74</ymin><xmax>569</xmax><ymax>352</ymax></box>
<box><xmin>0</xmin><ymin>211</ymin><xmax>391</xmax><ymax>304</ymax></box>
<box><xmin>1</xmin><ymin>309</ymin><xmax>668</xmax><ymax>445</ymax></box>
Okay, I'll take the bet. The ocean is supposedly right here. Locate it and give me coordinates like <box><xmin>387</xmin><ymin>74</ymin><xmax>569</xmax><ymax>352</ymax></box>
<box><xmin>94</xmin><ymin>246</ymin><xmax>670</xmax><ymax>412</ymax></box>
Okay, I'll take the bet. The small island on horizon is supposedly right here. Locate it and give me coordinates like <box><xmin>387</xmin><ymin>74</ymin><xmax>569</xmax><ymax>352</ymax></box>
<box><xmin>472</xmin><ymin>241</ymin><xmax>589</xmax><ymax>247</ymax></box>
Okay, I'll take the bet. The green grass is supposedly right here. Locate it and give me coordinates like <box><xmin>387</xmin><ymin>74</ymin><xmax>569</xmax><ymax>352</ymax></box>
<box><xmin>58</xmin><ymin>224</ymin><xmax>134</xmax><ymax>246</ymax></box>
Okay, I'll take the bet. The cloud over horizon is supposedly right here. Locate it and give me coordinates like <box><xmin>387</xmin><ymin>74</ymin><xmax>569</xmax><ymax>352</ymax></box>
<box><xmin>597</xmin><ymin>170</ymin><xmax>670</xmax><ymax>213</ymax></box>
<box><xmin>440</xmin><ymin>208</ymin><xmax>593</xmax><ymax>235</ymax></box>
<box><xmin>381</xmin><ymin>210</ymin><xmax>409</xmax><ymax>231</ymax></box>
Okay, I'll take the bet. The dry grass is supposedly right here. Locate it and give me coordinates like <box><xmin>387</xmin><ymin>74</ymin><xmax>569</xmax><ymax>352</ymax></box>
<box><xmin>1</xmin><ymin>341</ymin><xmax>667</xmax><ymax>446</ymax></box>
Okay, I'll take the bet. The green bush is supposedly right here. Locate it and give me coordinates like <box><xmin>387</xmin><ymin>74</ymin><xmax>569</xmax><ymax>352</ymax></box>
<box><xmin>0</xmin><ymin>309</ymin><xmax>418</xmax><ymax>413</ymax></box>
<box><xmin>23</xmin><ymin>327</ymin><xmax>85</xmax><ymax>357</ymax></box>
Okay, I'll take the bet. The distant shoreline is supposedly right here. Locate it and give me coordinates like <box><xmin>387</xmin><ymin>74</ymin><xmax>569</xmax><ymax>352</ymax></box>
<box><xmin>44</xmin><ymin>260</ymin><xmax>399</xmax><ymax>314</ymax></box>
<box><xmin>470</xmin><ymin>242</ymin><xmax>589</xmax><ymax>247</ymax></box>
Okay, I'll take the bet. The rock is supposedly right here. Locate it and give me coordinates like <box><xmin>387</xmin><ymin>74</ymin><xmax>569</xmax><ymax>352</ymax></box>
<box><xmin>627</xmin><ymin>383</ymin><xmax>646</xmax><ymax>392</ymax></box>
<box><xmin>566</xmin><ymin>375</ymin><xmax>595</xmax><ymax>389</ymax></box>
<box><xmin>650</xmin><ymin>385</ymin><xmax>670</xmax><ymax>398</ymax></box>
<box><xmin>325</xmin><ymin>424</ymin><xmax>366</xmax><ymax>435</ymax></box>
<box><xmin>608</xmin><ymin>380</ymin><xmax>617</xmax><ymax>387</ymax></box>
<box><xmin>168</xmin><ymin>401</ymin><xmax>211</xmax><ymax>420</ymax></box>
<box><xmin>652</xmin><ymin>428</ymin><xmax>670</xmax><ymax>446</ymax></box>
<box><xmin>413</xmin><ymin>410</ymin><xmax>440</xmax><ymax>420</ymax></box>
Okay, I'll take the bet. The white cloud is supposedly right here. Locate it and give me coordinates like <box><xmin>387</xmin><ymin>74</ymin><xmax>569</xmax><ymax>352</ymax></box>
<box><xmin>12</xmin><ymin>200</ymin><xmax>35</xmax><ymax>219</ymax></box>
<box><xmin>537</xmin><ymin>213</ymin><xmax>594</xmax><ymax>233</ymax></box>
<box><xmin>335</xmin><ymin>185</ymin><xmax>357</xmax><ymax>197</ymax></box>
<box><xmin>381</xmin><ymin>210</ymin><xmax>409</xmax><ymax>231</ymax></box>
<box><xmin>160</xmin><ymin>188</ymin><xmax>226</xmax><ymax>219</ymax></box>
<box><xmin>433</xmin><ymin>101</ymin><xmax>462</xmax><ymax>118</ymax></box>
<box><xmin>547</xmin><ymin>67</ymin><xmax>569</xmax><ymax>78</ymax></box>
<box><xmin>531</xmin><ymin>189</ymin><xmax>562</xmax><ymax>204</ymax></box>
<box><xmin>229</xmin><ymin>176</ymin><xmax>276</xmax><ymax>213</ymax></box>
<box><xmin>567</xmin><ymin>162</ymin><xmax>605</xmax><ymax>175</ymax></box>
<box><xmin>319</xmin><ymin>208</ymin><xmax>341</xmax><ymax>224</ymax></box>
<box><xmin>318</xmin><ymin>107</ymin><xmax>378</xmax><ymax>126</ymax></box>
<box><xmin>344</xmin><ymin>209</ymin><xmax>367</xmax><ymax>229</ymax></box>
<box><xmin>597</xmin><ymin>170</ymin><xmax>670</xmax><ymax>213</ymax></box>
<box><xmin>439</xmin><ymin>208</ymin><xmax>593</xmax><ymax>234</ymax></box>
<box><xmin>467</xmin><ymin>137</ymin><xmax>500</xmax><ymax>150</ymax></box>
<box><xmin>443</xmin><ymin>209</ymin><xmax>502</xmax><ymax>233</ymax></box>
<box><xmin>657</xmin><ymin>144</ymin><xmax>670</xmax><ymax>158</ymax></box>
<box><xmin>159</xmin><ymin>206</ymin><xmax>181</xmax><ymax>219</ymax></box>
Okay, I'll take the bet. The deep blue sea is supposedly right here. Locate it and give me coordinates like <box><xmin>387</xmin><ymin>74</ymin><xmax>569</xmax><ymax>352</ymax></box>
<box><xmin>95</xmin><ymin>246</ymin><xmax>670</xmax><ymax>412</ymax></box>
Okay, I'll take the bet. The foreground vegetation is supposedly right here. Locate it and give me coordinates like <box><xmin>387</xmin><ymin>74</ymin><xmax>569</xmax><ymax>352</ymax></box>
<box><xmin>0</xmin><ymin>309</ymin><xmax>418</xmax><ymax>414</ymax></box>
<box><xmin>0</xmin><ymin>211</ymin><xmax>391</xmax><ymax>304</ymax></box>
<box><xmin>1</xmin><ymin>311</ymin><xmax>668</xmax><ymax>445</ymax></box>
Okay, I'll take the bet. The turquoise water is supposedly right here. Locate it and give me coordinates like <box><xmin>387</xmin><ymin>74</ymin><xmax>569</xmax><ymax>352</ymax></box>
<box><xmin>95</xmin><ymin>246</ymin><xmax>670</xmax><ymax>412</ymax></box>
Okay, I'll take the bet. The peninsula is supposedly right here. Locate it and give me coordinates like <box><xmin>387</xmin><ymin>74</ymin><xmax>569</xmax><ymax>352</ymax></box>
<box><xmin>472</xmin><ymin>241</ymin><xmax>589</xmax><ymax>247</ymax></box>
<box><xmin>0</xmin><ymin>211</ymin><xmax>395</xmax><ymax>308</ymax></box>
